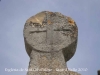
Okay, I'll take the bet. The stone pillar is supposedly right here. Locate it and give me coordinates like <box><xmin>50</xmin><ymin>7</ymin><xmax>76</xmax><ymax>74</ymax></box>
<box><xmin>23</xmin><ymin>11</ymin><xmax>79</xmax><ymax>75</ymax></box>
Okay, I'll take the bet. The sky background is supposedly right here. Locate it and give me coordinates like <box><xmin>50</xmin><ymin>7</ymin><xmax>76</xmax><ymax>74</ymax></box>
<box><xmin>0</xmin><ymin>0</ymin><xmax>100</xmax><ymax>75</ymax></box>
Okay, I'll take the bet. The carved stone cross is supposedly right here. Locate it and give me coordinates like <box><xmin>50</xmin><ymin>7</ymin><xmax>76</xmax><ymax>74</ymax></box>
<box><xmin>23</xmin><ymin>11</ymin><xmax>78</xmax><ymax>75</ymax></box>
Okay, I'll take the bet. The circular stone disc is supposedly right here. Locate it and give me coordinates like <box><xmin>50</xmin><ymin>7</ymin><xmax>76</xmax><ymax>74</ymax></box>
<box><xmin>23</xmin><ymin>11</ymin><xmax>78</xmax><ymax>52</ymax></box>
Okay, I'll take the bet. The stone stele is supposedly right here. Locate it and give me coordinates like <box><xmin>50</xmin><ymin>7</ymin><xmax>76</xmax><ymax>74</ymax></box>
<box><xmin>23</xmin><ymin>11</ymin><xmax>80</xmax><ymax>75</ymax></box>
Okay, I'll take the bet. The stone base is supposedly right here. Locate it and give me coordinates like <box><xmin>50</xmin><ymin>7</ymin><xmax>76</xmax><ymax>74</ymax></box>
<box><xmin>68</xmin><ymin>71</ymin><xmax>81</xmax><ymax>75</ymax></box>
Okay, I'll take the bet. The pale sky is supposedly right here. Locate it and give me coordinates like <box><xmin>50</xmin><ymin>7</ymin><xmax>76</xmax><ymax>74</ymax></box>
<box><xmin>0</xmin><ymin>0</ymin><xmax>100</xmax><ymax>75</ymax></box>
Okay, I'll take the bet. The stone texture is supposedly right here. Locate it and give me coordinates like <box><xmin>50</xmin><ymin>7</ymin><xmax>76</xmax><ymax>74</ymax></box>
<box><xmin>68</xmin><ymin>71</ymin><xmax>81</xmax><ymax>75</ymax></box>
<box><xmin>23</xmin><ymin>11</ymin><xmax>79</xmax><ymax>75</ymax></box>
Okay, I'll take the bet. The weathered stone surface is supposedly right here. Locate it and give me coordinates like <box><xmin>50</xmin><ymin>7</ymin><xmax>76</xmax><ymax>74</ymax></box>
<box><xmin>68</xmin><ymin>71</ymin><xmax>81</xmax><ymax>75</ymax></box>
<box><xmin>23</xmin><ymin>11</ymin><xmax>79</xmax><ymax>75</ymax></box>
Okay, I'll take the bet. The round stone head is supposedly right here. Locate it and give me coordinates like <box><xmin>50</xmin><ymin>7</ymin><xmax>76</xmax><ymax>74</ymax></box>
<box><xmin>23</xmin><ymin>11</ymin><xmax>78</xmax><ymax>62</ymax></box>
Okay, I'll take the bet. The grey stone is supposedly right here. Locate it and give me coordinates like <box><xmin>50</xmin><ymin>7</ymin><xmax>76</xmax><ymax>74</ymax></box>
<box><xmin>23</xmin><ymin>11</ymin><xmax>79</xmax><ymax>75</ymax></box>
